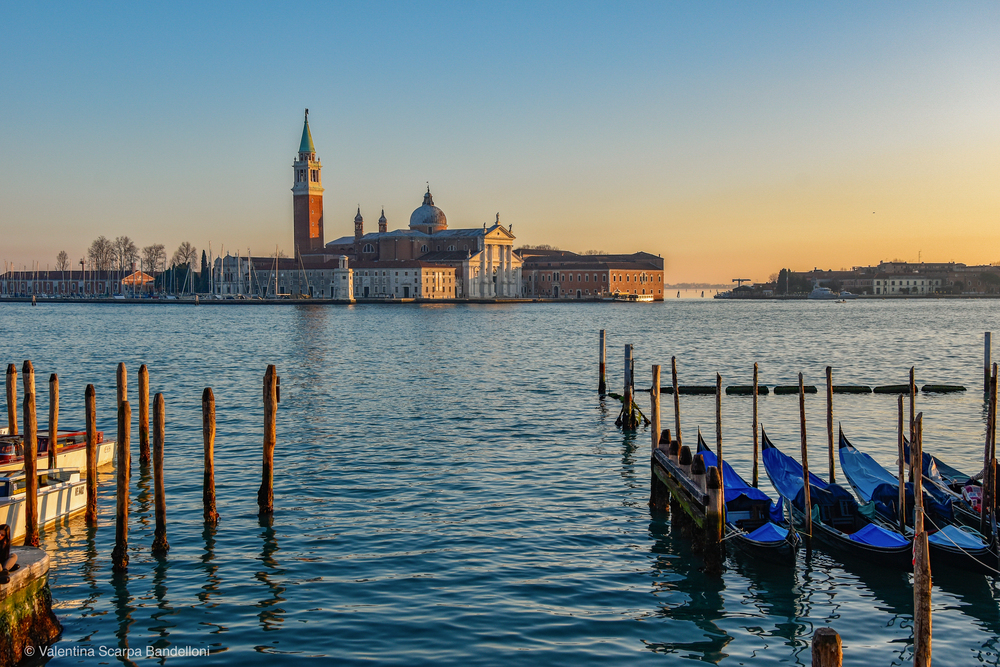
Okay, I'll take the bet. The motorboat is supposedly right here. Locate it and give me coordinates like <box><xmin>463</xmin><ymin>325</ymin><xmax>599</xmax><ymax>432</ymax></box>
<box><xmin>0</xmin><ymin>430</ymin><xmax>115</xmax><ymax>474</ymax></box>
<box><xmin>0</xmin><ymin>468</ymin><xmax>87</xmax><ymax>540</ymax></box>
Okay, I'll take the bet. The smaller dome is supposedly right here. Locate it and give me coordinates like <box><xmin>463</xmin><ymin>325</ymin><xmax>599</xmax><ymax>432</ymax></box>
<box><xmin>379</xmin><ymin>209</ymin><xmax>387</xmax><ymax>224</ymax></box>
<box><xmin>355</xmin><ymin>207</ymin><xmax>363</xmax><ymax>223</ymax></box>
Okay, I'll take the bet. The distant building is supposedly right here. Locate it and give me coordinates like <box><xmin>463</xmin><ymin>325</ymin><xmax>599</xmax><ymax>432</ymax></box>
<box><xmin>0</xmin><ymin>270</ymin><xmax>122</xmax><ymax>297</ymax></box>
<box><xmin>519</xmin><ymin>250</ymin><xmax>665</xmax><ymax>300</ymax></box>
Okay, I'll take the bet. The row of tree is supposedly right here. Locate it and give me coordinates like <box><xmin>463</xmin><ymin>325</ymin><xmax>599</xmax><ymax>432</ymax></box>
<box><xmin>55</xmin><ymin>238</ymin><xmax>198</xmax><ymax>276</ymax></box>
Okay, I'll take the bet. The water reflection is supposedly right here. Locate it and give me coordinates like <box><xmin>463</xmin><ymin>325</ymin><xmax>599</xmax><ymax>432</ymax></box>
<box><xmin>644</xmin><ymin>518</ymin><xmax>732</xmax><ymax>662</ymax></box>
<box><xmin>111</xmin><ymin>570</ymin><xmax>137</xmax><ymax>667</ymax></box>
<box><xmin>148</xmin><ymin>556</ymin><xmax>174</xmax><ymax>662</ymax></box>
<box><xmin>255</xmin><ymin>515</ymin><xmax>286</xmax><ymax>641</ymax></box>
<box><xmin>135</xmin><ymin>463</ymin><xmax>152</xmax><ymax>531</ymax></box>
<box><xmin>728</xmin><ymin>553</ymin><xmax>806</xmax><ymax>664</ymax></box>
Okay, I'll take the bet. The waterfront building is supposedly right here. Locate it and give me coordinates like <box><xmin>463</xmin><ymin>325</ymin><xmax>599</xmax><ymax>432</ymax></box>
<box><xmin>519</xmin><ymin>250</ymin><xmax>665</xmax><ymax>300</ymax></box>
<box><xmin>351</xmin><ymin>260</ymin><xmax>457</xmax><ymax>299</ymax></box>
<box><xmin>0</xmin><ymin>270</ymin><xmax>132</xmax><ymax>297</ymax></box>
<box><xmin>324</xmin><ymin>191</ymin><xmax>523</xmax><ymax>298</ymax></box>
<box><xmin>211</xmin><ymin>253</ymin><xmax>353</xmax><ymax>300</ymax></box>
<box><xmin>872</xmin><ymin>274</ymin><xmax>944</xmax><ymax>295</ymax></box>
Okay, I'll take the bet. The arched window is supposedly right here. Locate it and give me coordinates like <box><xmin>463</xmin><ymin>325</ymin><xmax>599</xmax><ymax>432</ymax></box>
<box><xmin>421</xmin><ymin>245</ymin><xmax>429</xmax><ymax>253</ymax></box>
<box><xmin>363</xmin><ymin>243</ymin><xmax>374</xmax><ymax>253</ymax></box>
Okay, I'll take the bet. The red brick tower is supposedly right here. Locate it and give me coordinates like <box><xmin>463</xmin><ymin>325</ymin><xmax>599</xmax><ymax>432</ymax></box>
<box><xmin>292</xmin><ymin>109</ymin><xmax>324</xmax><ymax>257</ymax></box>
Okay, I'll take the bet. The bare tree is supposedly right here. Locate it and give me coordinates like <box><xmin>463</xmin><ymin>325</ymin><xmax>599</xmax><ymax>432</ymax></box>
<box><xmin>56</xmin><ymin>251</ymin><xmax>69</xmax><ymax>271</ymax></box>
<box><xmin>114</xmin><ymin>236</ymin><xmax>138</xmax><ymax>273</ymax></box>
<box><xmin>172</xmin><ymin>241</ymin><xmax>197</xmax><ymax>268</ymax></box>
<box><xmin>581</xmin><ymin>249</ymin><xmax>608</xmax><ymax>255</ymax></box>
<box><xmin>88</xmin><ymin>236</ymin><xmax>115</xmax><ymax>271</ymax></box>
<box><xmin>142</xmin><ymin>244</ymin><xmax>166</xmax><ymax>274</ymax></box>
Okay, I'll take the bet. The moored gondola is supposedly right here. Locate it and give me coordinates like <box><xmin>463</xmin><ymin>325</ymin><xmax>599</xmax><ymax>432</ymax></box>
<box><xmin>839</xmin><ymin>426</ymin><xmax>998</xmax><ymax>575</ymax></box>
<box><xmin>695</xmin><ymin>432</ymin><xmax>799</xmax><ymax>564</ymax></box>
<box><xmin>761</xmin><ymin>428</ymin><xmax>912</xmax><ymax>570</ymax></box>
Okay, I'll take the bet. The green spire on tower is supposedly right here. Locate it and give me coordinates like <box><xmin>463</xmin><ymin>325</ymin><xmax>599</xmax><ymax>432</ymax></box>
<box><xmin>299</xmin><ymin>108</ymin><xmax>315</xmax><ymax>153</ymax></box>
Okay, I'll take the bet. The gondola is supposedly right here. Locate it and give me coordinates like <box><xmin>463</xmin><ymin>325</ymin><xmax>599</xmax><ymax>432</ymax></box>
<box><xmin>695</xmin><ymin>432</ymin><xmax>799</xmax><ymax>564</ymax></box>
<box><xmin>761</xmin><ymin>428</ymin><xmax>912</xmax><ymax>570</ymax></box>
<box><xmin>902</xmin><ymin>437</ymin><xmax>985</xmax><ymax>527</ymax></box>
<box><xmin>838</xmin><ymin>427</ymin><xmax>998</xmax><ymax>575</ymax></box>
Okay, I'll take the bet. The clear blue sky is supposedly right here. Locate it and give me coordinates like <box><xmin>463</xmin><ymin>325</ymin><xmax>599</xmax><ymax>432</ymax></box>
<box><xmin>2</xmin><ymin>2</ymin><xmax>998</xmax><ymax>282</ymax></box>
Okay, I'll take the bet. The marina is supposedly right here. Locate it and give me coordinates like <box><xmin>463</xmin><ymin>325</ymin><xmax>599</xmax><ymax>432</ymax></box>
<box><xmin>2</xmin><ymin>299</ymin><xmax>1000</xmax><ymax>664</ymax></box>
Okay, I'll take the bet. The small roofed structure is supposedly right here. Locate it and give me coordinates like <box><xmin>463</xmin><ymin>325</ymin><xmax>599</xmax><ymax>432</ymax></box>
<box><xmin>121</xmin><ymin>270</ymin><xmax>155</xmax><ymax>287</ymax></box>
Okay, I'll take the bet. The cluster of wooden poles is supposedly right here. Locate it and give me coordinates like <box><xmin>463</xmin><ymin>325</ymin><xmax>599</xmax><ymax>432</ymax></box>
<box><xmin>4</xmin><ymin>361</ymin><xmax>281</xmax><ymax>574</ymax></box>
<box><xmin>596</xmin><ymin>330</ymin><xmax>1000</xmax><ymax>667</ymax></box>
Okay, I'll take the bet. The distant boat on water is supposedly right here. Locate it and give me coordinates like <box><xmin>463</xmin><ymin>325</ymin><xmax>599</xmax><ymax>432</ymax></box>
<box><xmin>808</xmin><ymin>286</ymin><xmax>838</xmax><ymax>300</ymax></box>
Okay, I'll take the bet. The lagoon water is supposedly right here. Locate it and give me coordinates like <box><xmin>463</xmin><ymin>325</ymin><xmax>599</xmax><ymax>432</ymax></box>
<box><xmin>3</xmin><ymin>299</ymin><xmax>1000</xmax><ymax>665</ymax></box>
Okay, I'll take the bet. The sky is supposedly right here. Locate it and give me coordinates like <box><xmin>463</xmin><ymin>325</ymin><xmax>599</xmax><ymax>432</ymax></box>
<box><xmin>1</xmin><ymin>2</ymin><xmax>998</xmax><ymax>284</ymax></box>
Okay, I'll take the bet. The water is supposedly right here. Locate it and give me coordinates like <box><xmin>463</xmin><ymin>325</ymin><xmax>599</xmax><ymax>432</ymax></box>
<box><xmin>3</xmin><ymin>299</ymin><xmax>1000</xmax><ymax>665</ymax></box>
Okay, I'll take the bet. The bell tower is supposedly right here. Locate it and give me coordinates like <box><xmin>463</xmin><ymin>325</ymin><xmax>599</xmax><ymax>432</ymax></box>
<box><xmin>292</xmin><ymin>109</ymin><xmax>324</xmax><ymax>257</ymax></box>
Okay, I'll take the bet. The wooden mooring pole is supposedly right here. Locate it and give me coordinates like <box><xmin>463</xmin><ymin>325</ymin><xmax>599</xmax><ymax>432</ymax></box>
<box><xmin>812</xmin><ymin>627</ymin><xmax>843</xmax><ymax>667</ymax></box>
<box><xmin>752</xmin><ymin>362</ymin><xmax>759</xmax><ymax>488</ymax></box>
<box><xmin>651</xmin><ymin>365</ymin><xmax>660</xmax><ymax>454</ymax></box>
<box><xmin>598</xmin><ymin>330</ymin><xmax>607</xmax><ymax>395</ymax></box>
<box><xmin>671</xmin><ymin>356</ymin><xmax>682</xmax><ymax>447</ymax></box>
<box><xmin>48</xmin><ymin>373</ymin><xmax>59</xmax><ymax>469</ymax></box>
<box><xmin>22</xmin><ymin>361</ymin><xmax>39</xmax><ymax>547</ymax></box>
<box><xmin>982</xmin><ymin>366</ymin><xmax>997</xmax><ymax>539</ymax></box>
<box><xmin>138</xmin><ymin>364</ymin><xmax>150</xmax><ymax>466</ymax></box>
<box><xmin>151</xmin><ymin>393</ymin><xmax>169</xmax><ymax>555</ymax></box>
<box><xmin>704</xmin><ymin>466</ymin><xmax>724</xmax><ymax>575</ymax></box>
<box><xmin>909</xmin><ymin>367</ymin><xmax>916</xmax><ymax>479</ymax></box>
<box><xmin>826</xmin><ymin>366</ymin><xmax>835</xmax><ymax>483</ymax></box>
<box><xmin>116</xmin><ymin>362</ymin><xmax>127</xmax><ymax>408</ymax></box>
<box><xmin>896</xmin><ymin>395</ymin><xmax>906</xmax><ymax>532</ymax></box>
<box><xmin>799</xmin><ymin>373</ymin><xmax>812</xmax><ymax>541</ymax></box>
<box><xmin>112</xmin><ymin>400</ymin><xmax>131</xmax><ymax>572</ymax></box>
<box><xmin>986</xmin><ymin>332</ymin><xmax>992</xmax><ymax>394</ymax></box>
<box><xmin>715</xmin><ymin>373</ymin><xmax>723</xmax><ymax>472</ymax></box>
<box><xmin>912</xmin><ymin>412</ymin><xmax>931</xmax><ymax>667</ymax></box>
<box><xmin>203</xmin><ymin>388</ymin><xmax>219</xmax><ymax>524</ymax></box>
<box><xmin>5</xmin><ymin>363</ymin><xmax>17</xmax><ymax>436</ymax></box>
<box><xmin>85</xmin><ymin>384</ymin><xmax>98</xmax><ymax>523</ymax></box>
<box><xmin>258</xmin><ymin>365</ymin><xmax>278</xmax><ymax>516</ymax></box>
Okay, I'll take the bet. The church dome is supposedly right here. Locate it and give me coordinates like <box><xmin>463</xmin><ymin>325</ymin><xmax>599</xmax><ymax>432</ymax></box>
<box><xmin>409</xmin><ymin>187</ymin><xmax>447</xmax><ymax>233</ymax></box>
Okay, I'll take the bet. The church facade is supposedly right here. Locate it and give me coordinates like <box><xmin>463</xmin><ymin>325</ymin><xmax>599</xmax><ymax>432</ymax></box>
<box><xmin>323</xmin><ymin>190</ymin><xmax>522</xmax><ymax>299</ymax></box>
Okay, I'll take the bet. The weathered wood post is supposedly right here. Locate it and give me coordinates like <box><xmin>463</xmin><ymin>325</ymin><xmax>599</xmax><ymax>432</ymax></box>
<box><xmin>826</xmin><ymin>366</ymin><xmax>835</xmax><ymax>483</ymax></box>
<box><xmin>22</xmin><ymin>361</ymin><xmax>39</xmax><ymax>547</ymax></box>
<box><xmin>5</xmin><ymin>363</ymin><xmax>17</xmax><ymax>436</ymax></box>
<box><xmin>909</xmin><ymin>367</ymin><xmax>916</xmax><ymax>480</ymax></box>
<box><xmin>752</xmin><ymin>362</ymin><xmax>759</xmax><ymax>488</ymax></box>
<box><xmin>986</xmin><ymin>332</ymin><xmax>992</xmax><ymax>394</ymax></box>
<box><xmin>48</xmin><ymin>373</ymin><xmax>59</xmax><ymax>469</ymax></box>
<box><xmin>651</xmin><ymin>365</ymin><xmax>661</xmax><ymax>453</ymax></box>
<box><xmin>812</xmin><ymin>627</ymin><xmax>843</xmax><ymax>667</ymax></box>
<box><xmin>258</xmin><ymin>365</ymin><xmax>278</xmax><ymax>515</ymax></box>
<box><xmin>112</xmin><ymin>400</ymin><xmax>131</xmax><ymax>572</ymax></box>
<box><xmin>799</xmin><ymin>373</ymin><xmax>812</xmax><ymax>541</ymax></box>
<box><xmin>598</xmin><ymin>330</ymin><xmax>607</xmax><ymax>395</ymax></box>
<box><xmin>691</xmin><ymin>448</ymin><xmax>707</xmax><ymax>493</ymax></box>
<box><xmin>704</xmin><ymin>466</ymin><xmax>724</xmax><ymax>574</ymax></box>
<box><xmin>912</xmin><ymin>412</ymin><xmax>931</xmax><ymax>667</ymax></box>
<box><xmin>138</xmin><ymin>364</ymin><xmax>150</xmax><ymax>466</ymax></box>
<box><xmin>990</xmin><ymin>365</ymin><xmax>998</xmax><ymax>539</ymax></box>
<box><xmin>679</xmin><ymin>445</ymin><xmax>692</xmax><ymax>478</ymax></box>
<box><xmin>85</xmin><ymin>384</ymin><xmax>98</xmax><ymax>523</ymax></box>
<box><xmin>116</xmin><ymin>362</ymin><xmax>127</xmax><ymax>408</ymax></box>
<box><xmin>671</xmin><ymin>356</ymin><xmax>682</xmax><ymax>447</ymax></box>
<box><xmin>650</xmin><ymin>427</ymin><xmax>672</xmax><ymax>512</ymax></box>
<box><xmin>897</xmin><ymin>395</ymin><xmax>906</xmax><ymax>532</ymax></box>
<box><xmin>151</xmin><ymin>393</ymin><xmax>169</xmax><ymax>555</ymax></box>
<box><xmin>203</xmin><ymin>388</ymin><xmax>220</xmax><ymax>525</ymax></box>
<box><xmin>622</xmin><ymin>344</ymin><xmax>635</xmax><ymax>429</ymax></box>
<box><xmin>715</xmin><ymin>373</ymin><xmax>723</xmax><ymax>467</ymax></box>
<box><xmin>982</xmin><ymin>366</ymin><xmax>998</xmax><ymax>538</ymax></box>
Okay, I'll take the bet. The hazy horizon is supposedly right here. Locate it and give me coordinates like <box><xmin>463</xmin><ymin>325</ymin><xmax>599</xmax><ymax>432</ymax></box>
<box><xmin>2</xmin><ymin>2</ymin><xmax>998</xmax><ymax>283</ymax></box>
